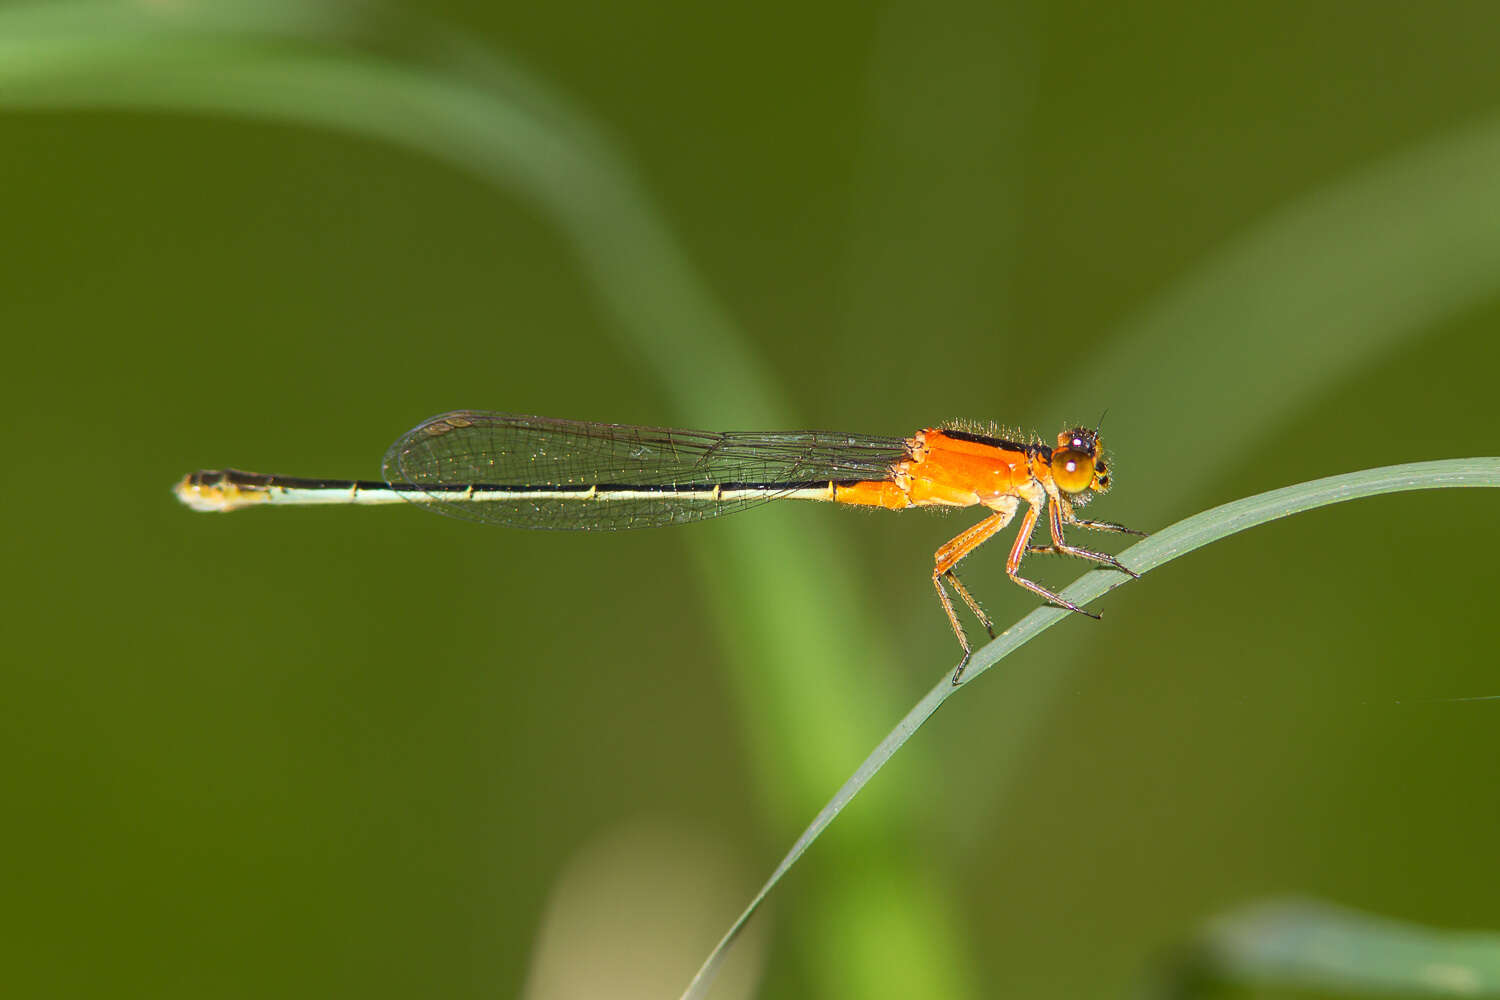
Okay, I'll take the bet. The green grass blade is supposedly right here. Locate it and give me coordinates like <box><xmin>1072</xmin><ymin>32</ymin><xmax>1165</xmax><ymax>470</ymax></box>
<box><xmin>1154</xmin><ymin>897</ymin><xmax>1500</xmax><ymax>997</ymax></box>
<box><xmin>682</xmin><ymin>457</ymin><xmax>1500</xmax><ymax>999</ymax></box>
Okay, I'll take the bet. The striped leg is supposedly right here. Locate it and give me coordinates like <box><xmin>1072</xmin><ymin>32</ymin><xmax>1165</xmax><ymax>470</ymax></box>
<box><xmin>1002</xmin><ymin>502</ymin><xmax>1102</xmax><ymax>620</ymax></box>
<box><xmin>933</xmin><ymin>501</ymin><xmax>1016</xmax><ymax>684</ymax></box>
<box><xmin>1024</xmin><ymin>496</ymin><xmax>1143</xmax><ymax>577</ymax></box>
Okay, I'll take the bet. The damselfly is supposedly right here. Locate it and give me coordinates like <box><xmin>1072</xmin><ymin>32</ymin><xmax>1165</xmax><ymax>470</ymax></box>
<box><xmin>176</xmin><ymin>411</ymin><xmax>1145</xmax><ymax>683</ymax></box>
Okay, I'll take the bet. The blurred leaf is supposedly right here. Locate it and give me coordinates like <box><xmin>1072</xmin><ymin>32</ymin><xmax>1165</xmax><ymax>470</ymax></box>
<box><xmin>0</xmin><ymin>0</ymin><xmax>779</xmax><ymax>415</ymax></box>
<box><xmin>1152</xmin><ymin>897</ymin><xmax>1500</xmax><ymax>998</ymax></box>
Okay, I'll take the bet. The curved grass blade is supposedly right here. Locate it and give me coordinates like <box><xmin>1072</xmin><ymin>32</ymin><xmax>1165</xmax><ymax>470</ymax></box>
<box><xmin>682</xmin><ymin>458</ymin><xmax>1500</xmax><ymax>999</ymax></box>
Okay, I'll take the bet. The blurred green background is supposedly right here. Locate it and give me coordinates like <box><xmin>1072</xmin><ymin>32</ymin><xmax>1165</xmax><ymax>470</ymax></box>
<box><xmin>3</xmin><ymin>2</ymin><xmax>1498</xmax><ymax>997</ymax></box>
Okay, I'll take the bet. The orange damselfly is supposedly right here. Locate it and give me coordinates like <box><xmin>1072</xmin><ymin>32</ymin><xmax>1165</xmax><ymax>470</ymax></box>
<box><xmin>176</xmin><ymin>411</ymin><xmax>1144</xmax><ymax>683</ymax></box>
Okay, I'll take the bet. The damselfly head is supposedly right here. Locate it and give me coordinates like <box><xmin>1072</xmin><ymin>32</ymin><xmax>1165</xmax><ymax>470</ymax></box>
<box><xmin>1051</xmin><ymin>427</ymin><xmax>1110</xmax><ymax>495</ymax></box>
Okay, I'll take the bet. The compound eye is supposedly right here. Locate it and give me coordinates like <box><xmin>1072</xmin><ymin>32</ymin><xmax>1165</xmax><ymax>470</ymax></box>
<box><xmin>1051</xmin><ymin>449</ymin><xmax>1096</xmax><ymax>493</ymax></box>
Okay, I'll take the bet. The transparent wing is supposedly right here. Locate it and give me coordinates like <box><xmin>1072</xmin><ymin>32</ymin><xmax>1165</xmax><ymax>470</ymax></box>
<box><xmin>380</xmin><ymin>410</ymin><xmax>911</xmax><ymax>529</ymax></box>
